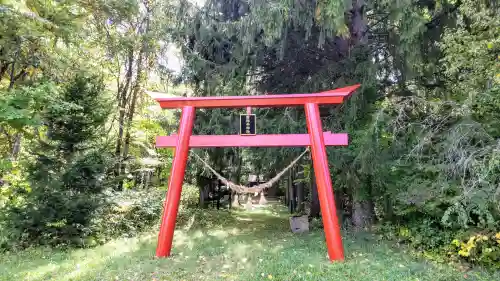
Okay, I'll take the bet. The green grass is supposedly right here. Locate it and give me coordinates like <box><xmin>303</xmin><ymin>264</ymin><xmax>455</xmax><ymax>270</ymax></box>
<box><xmin>1</xmin><ymin>203</ymin><xmax>499</xmax><ymax>281</ymax></box>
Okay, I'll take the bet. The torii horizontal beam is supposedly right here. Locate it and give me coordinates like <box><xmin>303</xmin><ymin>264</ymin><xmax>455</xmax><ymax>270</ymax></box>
<box><xmin>156</xmin><ymin>132</ymin><xmax>348</xmax><ymax>148</ymax></box>
<box><xmin>149</xmin><ymin>84</ymin><xmax>360</xmax><ymax>109</ymax></box>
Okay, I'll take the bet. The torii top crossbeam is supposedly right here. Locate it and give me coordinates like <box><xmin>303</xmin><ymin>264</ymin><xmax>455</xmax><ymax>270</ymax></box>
<box><xmin>151</xmin><ymin>84</ymin><xmax>360</xmax><ymax>108</ymax></box>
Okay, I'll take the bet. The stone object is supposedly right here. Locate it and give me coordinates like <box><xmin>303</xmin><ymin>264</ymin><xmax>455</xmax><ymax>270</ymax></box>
<box><xmin>258</xmin><ymin>192</ymin><xmax>267</xmax><ymax>205</ymax></box>
<box><xmin>245</xmin><ymin>195</ymin><xmax>253</xmax><ymax>210</ymax></box>
<box><xmin>289</xmin><ymin>215</ymin><xmax>309</xmax><ymax>233</ymax></box>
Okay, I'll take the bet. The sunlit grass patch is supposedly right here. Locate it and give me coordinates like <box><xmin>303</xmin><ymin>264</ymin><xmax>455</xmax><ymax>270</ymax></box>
<box><xmin>1</xmin><ymin>204</ymin><xmax>499</xmax><ymax>281</ymax></box>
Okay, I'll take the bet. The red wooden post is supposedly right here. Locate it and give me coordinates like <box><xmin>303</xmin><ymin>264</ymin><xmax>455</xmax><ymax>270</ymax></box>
<box><xmin>304</xmin><ymin>103</ymin><xmax>345</xmax><ymax>261</ymax></box>
<box><xmin>156</xmin><ymin>106</ymin><xmax>195</xmax><ymax>257</ymax></box>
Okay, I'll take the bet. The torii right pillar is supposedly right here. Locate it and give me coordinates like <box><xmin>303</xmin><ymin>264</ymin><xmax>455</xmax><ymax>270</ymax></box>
<box><xmin>305</xmin><ymin>102</ymin><xmax>344</xmax><ymax>261</ymax></box>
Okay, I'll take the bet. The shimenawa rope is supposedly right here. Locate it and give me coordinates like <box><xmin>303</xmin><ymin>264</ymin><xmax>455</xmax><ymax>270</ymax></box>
<box><xmin>190</xmin><ymin>148</ymin><xmax>310</xmax><ymax>194</ymax></box>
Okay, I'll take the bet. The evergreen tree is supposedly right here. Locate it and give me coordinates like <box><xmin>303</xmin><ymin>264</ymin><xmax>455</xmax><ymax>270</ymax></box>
<box><xmin>3</xmin><ymin>72</ymin><xmax>112</xmax><ymax>248</ymax></box>
<box><xmin>170</xmin><ymin>0</ymin><xmax>500</xmax><ymax>233</ymax></box>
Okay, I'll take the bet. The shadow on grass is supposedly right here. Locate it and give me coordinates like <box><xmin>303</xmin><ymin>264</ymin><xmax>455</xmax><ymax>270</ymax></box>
<box><xmin>0</xmin><ymin>206</ymin><xmax>288</xmax><ymax>281</ymax></box>
<box><xmin>3</xmin><ymin>204</ymin><xmax>500</xmax><ymax>281</ymax></box>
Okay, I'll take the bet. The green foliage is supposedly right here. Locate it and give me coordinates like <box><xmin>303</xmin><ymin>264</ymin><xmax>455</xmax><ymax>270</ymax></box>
<box><xmin>175</xmin><ymin>0</ymin><xmax>499</xmax><ymax>256</ymax></box>
<box><xmin>1</xmin><ymin>72</ymin><xmax>112</xmax><ymax>249</ymax></box>
<box><xmin>0</xmin><ymin>0</ymin><xmax>177</xmax><ymax>252</ymax></box>
<box><xmin>88</xmin><ymin>189</ymin><xmax>164</xmax><ymax>245</ymax></box>
<box><xmin>377</xmin><ymin>222</ymin><xmax>500</xmax><ymax>268</ymax></box>
<box><xmin>87</xmin><ymin>183</ymin><xmax>213</xmax><ymax>246</ymax></box>
<box><xmin>179</xmin><ymin>183</ymin><xmax>200</xmax><ymax>208</ymax></box>
<box><xmin>377</xmin><ymin>221</ymin><xmax>457</xmax><ymax>252</ymax></box>
<box><xmin>0</xmin><ymin>82</ymin><xmax>55</xmax><ymax>129</ymax></box>
<box><xmin>43</xmin><ymin>74</ymin><xmax>110</xmax><ymax>151</ymax></box>
<box><xmin>330</xmin><ymin>0</ymin><xmax>500</xmax><ymax>268</ymax></box>
<box><xmin>450</xmin><ymin>232</ymin><xmax>500</xmax><ymax>268</ymax></box>
<box><xmin>122</xmin><ymin>100</ymin><xmax>175</xmax><ymax>187</ymax></box>
<box><xmin>0</xmin><ymin>162</ymin><xmax>30</xmax><ymax>208</ymax></box>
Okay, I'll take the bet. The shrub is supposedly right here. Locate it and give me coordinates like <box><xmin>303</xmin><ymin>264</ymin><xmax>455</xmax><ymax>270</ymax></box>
<box><xmin>0</xmin><ymin>162</ymin><xmax>30</xmax><ymax>209</ymax></box>
<box><xmin>2</xmin><ymin>151</ymin><xmax>111</xmax><ymax>249</ymax></box>
<box><xmin>87</xmin><ymin>189</ymin><xmax>164</xmax><ymax>245</ymax></box>
<box><xmin>1</xmin><ymin>180</ymin><xmax>204</xmax><ymax>250</ymax></box>
<box><xmin>179</xmin><ymin>184</ymin><xmax>199</xmax><ymax>208</ymax></box>
<box><xmin>449</xmin><ymin>232</ymin><xmax>500</xmax><ymax>268</ymax></box>
<box><xmin>86</xmin><ymin>184</ymin><xmax>203</xmax><ymax>246</ymax></box>
<box><xmin>375</xmin><ymin>222</ymin><xmax>500</xmax><ymax>268</ymax></box>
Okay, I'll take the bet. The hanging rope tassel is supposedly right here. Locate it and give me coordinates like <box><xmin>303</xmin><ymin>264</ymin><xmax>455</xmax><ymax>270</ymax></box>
<box><xmin>190</xmin><ymin>148</ymin><xmax>310</xmax><ymax>194</ymax></box>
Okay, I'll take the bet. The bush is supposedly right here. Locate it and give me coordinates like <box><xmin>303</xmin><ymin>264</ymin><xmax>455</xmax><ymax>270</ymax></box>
<box><xmin>1</xmin><ymin>180</ymin><xmax>204</xmax><ymax>250</ymax></box>
<box><xmin>1</xmin><ymin>151</ymin><xmax>111</xmax><ymax>249</ymax></box>
<box><xmin>88</xmin><ymin>189</ymin><xmax>165</xmax><ymax>245</ymax></box>
<box><xmin>0</xmin><ymin>162</ymin><xmax>30</xmax><ymax>209</ymax></box>
<box><xmin>179</xmin><ymin>183</ymin><xmax>199</xmax><ymax>208</ymax></box>
<box><xmin>85</xmin><ymin>184</ymin><xmax>203</xmax><ymax>246</ymax></box>
<box><xmin>375</xmin><ymin>221</ymin><xmax>500</xmax><ymax>268</ymax></box>
<box><xmin>449</xmin><ymin>232</ymin><xmax>500</xmax><ymax>268</ymax></box>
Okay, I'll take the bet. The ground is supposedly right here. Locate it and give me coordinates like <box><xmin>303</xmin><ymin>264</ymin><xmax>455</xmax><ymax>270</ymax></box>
<box><xmin>1</xmin><ymin>203</ymin><xmax>499</xmax><ymax>281</ymax></box>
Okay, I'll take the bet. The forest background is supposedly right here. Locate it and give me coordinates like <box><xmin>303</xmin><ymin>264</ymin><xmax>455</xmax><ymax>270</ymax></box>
<box><xmin>0</xmin><ymin>0</ymin><xmax>499</xmax><ymax>269</ymax></box>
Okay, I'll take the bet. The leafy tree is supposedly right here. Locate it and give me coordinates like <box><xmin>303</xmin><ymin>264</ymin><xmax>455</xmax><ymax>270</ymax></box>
<box><xmin>0</xmin><ymin>0</ymin><xmax>109</xmax><ymax>160</ymax></box>
<box><xmin>89</xmin><ymin>0</ymin><xmax>174</xmax><ymax>189</ymax></box>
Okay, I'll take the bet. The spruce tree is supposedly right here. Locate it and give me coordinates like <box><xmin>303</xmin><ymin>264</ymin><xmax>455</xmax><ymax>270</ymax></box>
<box><xmin>4</xmin><ymin>72</ymin><xmax>111</xmax><ymax>247</ymax></box>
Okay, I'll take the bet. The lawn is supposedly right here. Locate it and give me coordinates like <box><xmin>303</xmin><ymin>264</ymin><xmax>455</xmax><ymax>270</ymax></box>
<box><xmin>1</xmin><ymin>203</ymin><xmax>498</xmax><ymax>281</ymax></box>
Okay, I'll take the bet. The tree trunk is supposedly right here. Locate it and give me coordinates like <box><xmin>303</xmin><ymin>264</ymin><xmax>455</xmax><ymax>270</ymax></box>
<box><xmin>289</xmin><ymin>182</ymin><xmax>295</xmax><ymax>213</ymax></box>
<box><xmin>199</xmin><ymin>184</ymin><xmax>207</xmax><ymax>208</ymax></box>
<box><xmin>115</xmin><ymin>48</ymin><xmax>134</xmax><ymax>158</ymax></box>
<box><xmin>121</xmin><ymin>58</ymin><xmax>145</xmax><ymax>164</ymax></box>
<box><xmin>156</xmin><ymin>166</ymin><xmax>162</xmax><ymax>185</ymax></box>
<box><xmin>336</xmin><ymin>187</ymin><xmax>351</xmax><ymax>229</ymax></box>
<box><xmin>384</xmin><ymin>195</ymin><xmax>394</xmax><ymax>222</ymax></box>
<box><xmin>296</xmin><ymin>181</ymin><xmax>304</xmax><ymax>213</ymax></box>
<box><xmin>352</xmin><ymin>175</ymin><xmax>376</xmax><ymax>230</ymax></box>
<box><xmin>288</xmin><ymin>168</ymin><xmax>296</xmax><ymax>213</ymax></box>
<box><xmin>121</xmin><ymin>6</ymin><xmax>152</xmax><ymax>183</ymax></box>
<box><xmin>234</xmin><ymin>149</ymin><xmax>242</xmax><ymax>184</ymax></box>
<box><xmin>114</xmin><ymin>48</ymin><xmax>134</xmax><ymax>190</ymax></box>
<box><xmin>216</xmin><ymin>183</ymin><xmax>221</xmax><ymax>210</ymax></box>
<box><xmin>310</xmin><ymin>169</ymin><xmax>320</xmax><ymax>218</ymax></box>
<box><xmin>352</xmin><ymin>200</ymin><xmax>375</xmax><ymax>230</ymax></box>
<box><xmin>230</xmin><ymin>148</ymin><xmax>242</xmax><ymax>208</ymax></box>
<box><xmin>198</xmin><ymin>180</ymin><xmax>205</xmax><ymax>209</ymax></box>
<box><xmin>7</xmin><ymin>39</ymin><xmax>22</xmax><ymax>160</ymax></box>
<box><xmin>10</xmin><ymin>132</ymin><xmax>21</xmax><ymax>160</ymax></box>
<box><xmin>350</xmin><ymin>0</ymin><xmax>367</xmax><ymax>44</ymax></box>
<box><xmin>9</xmin><ymin>37</ymin><xmax>20</xmax><ymax>90</ymax></box>
<box><xmin>284</xmin><ymin>176</ymin><xmax>289</xmax><ymax>205</ymax></box>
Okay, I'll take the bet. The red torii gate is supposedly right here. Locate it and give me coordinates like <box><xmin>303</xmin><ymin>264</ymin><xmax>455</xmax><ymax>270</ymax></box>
<box><xmin>151</xmin><ymin>84</ymin><xmax>360</xmax><ymax>262</ymax></box>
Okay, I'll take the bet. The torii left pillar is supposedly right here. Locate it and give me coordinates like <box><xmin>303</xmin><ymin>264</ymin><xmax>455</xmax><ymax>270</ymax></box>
<box><xmin>151</xmin><ymin>84</ymin><xmax>360</xmax><ymax>262</ymax></box>
<box><xmin>155</xmin><ymin>106</ymin><xmax>195</xmax><ymax>257</ymax></box>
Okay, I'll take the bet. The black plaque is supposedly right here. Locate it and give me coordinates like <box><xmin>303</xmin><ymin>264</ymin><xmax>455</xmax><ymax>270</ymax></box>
<box><xmin>239</xmin><ymin>114</ymin><xmax>256</xmax><ymax>135</ymax></box>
